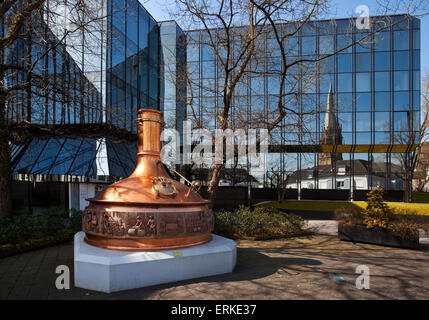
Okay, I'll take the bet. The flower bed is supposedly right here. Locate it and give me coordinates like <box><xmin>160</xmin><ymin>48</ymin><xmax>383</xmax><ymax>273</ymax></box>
<box><xmin>338</xmin><ymin>223</ymin><xmax>419</xmax><ymax>249</ymax></box>
<box><xmin>0</xmin><ymin>229</ymin><xmax>78</xmax><ymax>258</ymax></box>
<box><xmin>335</xmin><ymin>184</ymin><xmax>427</xmax><ymax>250</ymax></box>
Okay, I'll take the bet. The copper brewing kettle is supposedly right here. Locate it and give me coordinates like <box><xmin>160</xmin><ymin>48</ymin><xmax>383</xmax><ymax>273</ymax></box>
<box><xmin>82</xmin><ymin>109</ymin><xmax>213</xmax><ymax>251</ymax></box>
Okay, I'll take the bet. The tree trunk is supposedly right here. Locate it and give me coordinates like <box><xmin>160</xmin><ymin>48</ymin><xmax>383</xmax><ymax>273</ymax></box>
<box><xmin>403</xmin><ymin>173</ymin><xmax>412</xmax><ymax>203</ymax></box>
<box><xmin>403</xmin><ymin>153</ymin><xmax>413</xmax><ymax>203</ymax></box>
<box><xmin>281</xmin><ymin>188</ymin><xmax>286</xmax><ymax>202</ymax></box>
<box><xmin>0</xmin><ymin>89</ymin><xmax>12</xmax><ymax>218</ymax></box>
<box><xmin>208</xmin><ymin>164</ymin><xmax>223</xmax><ymax>208</ymax></box>
<box><xmin>404</xmin><ymin>179</ymin><xmax>409</xmax><ymax>203</ymax></box>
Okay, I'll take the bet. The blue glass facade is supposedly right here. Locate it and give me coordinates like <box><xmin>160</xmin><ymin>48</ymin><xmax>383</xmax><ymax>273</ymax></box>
<box><xmin>3</xmin><ymin>3</ymin><xmax>422</xmax><ymax>210</ymax></box>
<box><xmin>4</xmin><ymin>5</ymin><xmax>102</xmax><ymax>125</ymax></box>
<box><xmin>159</xmin><ymin>21</ymin><xmax>187</xmax><ymax>132</ymax></box>
<box><xmin>106</xmin><ymin>0</ymin><xmax>160</xmax><ymax>132</ymax></box>
<box><xmin>185</xmin><ymin>15</ymin><xmax>421</xmax><ymax>191</ymax></box>
<box><xmin>4</xmin><ymin>0</ymin><xmax>164</xmax><ymax>210</ymax></box>
<box><xmin>6</xmin><ymin>0</ymin><xmax>162</xmax><ymax>182</ymax></box>
<box><xmin>4</xmin><ymin>0</ymin><xmax>161</xmax><ymax>132</ymax></box>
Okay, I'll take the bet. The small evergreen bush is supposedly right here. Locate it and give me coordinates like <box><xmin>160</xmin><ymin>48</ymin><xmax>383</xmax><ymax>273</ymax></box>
<box><xmin>363</xmin><ymin>183</ymin><xmax>392</xmax><ymax>229</ymax></box>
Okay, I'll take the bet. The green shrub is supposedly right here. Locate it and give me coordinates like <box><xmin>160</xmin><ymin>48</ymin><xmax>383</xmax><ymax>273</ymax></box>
<box><xmin>0</xmin><ymin>214</ymin><xmax>46</xmax><ymax>243</ymax></box>
<box><xmin>213</xmin><ymin>210</ymin><xmax>239</xmax><ymax>238</ymax></box>
<box><xmin>363</xmin><ymin>183</ymin><xmax>393</xmax><ymax>229</ymax></box>
<box><xmin>214</xmin><ymin>205</ymin><xmax>305</xmax><ymax>239</ymax></box>
<box><xmin>0</xmin><ymin>228</ymin><xmax>77</xmax><ymax>258</ymax></box>
<box><xmin>0</xmin><ymin>207</ymin><xmax>82</xmax><ymax>246</ymax></box>
<box><xmin>0</xmin><ymin>216</ymin><xmax>11</xmax><ymax>229</ymax></box>
<box><xmin>387</xmin><ymin>208</ymin><xmax>429</xmax><ymax>241</ymax></box>
<box><xmin>43</xmin><ymin>207</ymin><xmax>70</xmax><ymax>233</ymax></box>
<box><xmin>69</xmin><ymin>209</ymin><xmax>83</xmax><ymax>230</ymax></box>
<box><xmin>0</xmin><ymin>206</ymin><xmax>82</xmax><ymax>257</ymax></box>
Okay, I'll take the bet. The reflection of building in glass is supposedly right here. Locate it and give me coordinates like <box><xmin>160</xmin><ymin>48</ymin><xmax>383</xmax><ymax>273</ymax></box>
<box><xmin>413</xmin><ymin>142</ymin><xmax>429</xmax><ymax>192</ymax></box>
<box><xmin>287</xmin><ymin>159</ymin><xmax>403</xmax><ymax>190</ymax></box>
<box><xmin>159</xmin><ymin>21</ymin><xmax>187</xmax><ymax>134</ymax></box>
<box><xmin>5</xmin><ymin>12</ymin><xmax>103</xmax><ymax>126</ymax></box>
<box><xmin>185</xmin><ymin>15</ymin><xmax>420</xmax><ymax>196</ymax></box>
<box><xmin>5</xmin><ymin>5</ymin><xmax>422</xmax><ymax>211</ymax></box>
<box><xmin>189</xmin><ymin>167</ymin><xmax>259</xmax><ymax>187</ymax></box>
<box><xmin>106</xmin><ymin>0</ymin><xmax>161</xmax><ymax>132</ymax></box>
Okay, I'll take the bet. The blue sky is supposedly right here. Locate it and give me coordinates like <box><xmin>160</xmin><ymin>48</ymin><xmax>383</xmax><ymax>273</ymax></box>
<box><xmin>142</xmin><ymin>0</ymin><xmax>428</xmax><ymax>76</ymax></box>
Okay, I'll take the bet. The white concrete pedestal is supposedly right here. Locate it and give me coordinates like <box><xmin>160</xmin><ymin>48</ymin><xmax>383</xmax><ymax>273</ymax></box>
<box><xmin>74</xmin><ymin>232</ymin><xmax>237</xmax><ymax>293</ymax></box>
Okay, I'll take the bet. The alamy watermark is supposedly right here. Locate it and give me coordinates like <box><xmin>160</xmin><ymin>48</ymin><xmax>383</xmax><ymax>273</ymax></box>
<box><xmin>355</xmin><ymin>5</ymin><xmax>371</xmax><ymax>30</ymax></box>
<box><xmin>55</xmin><ymin>265</ymin><xmax>70</xmax><ymax>290</ymax></box>
<box><xmin>160</xmin><ymin>121</ymin><xmax>269</xmax><ymax>173</ymax></box>
<box><xmin>355</xmin><ymin>264</ymin><xmax>370</xmax><ymax>289</ymax></box>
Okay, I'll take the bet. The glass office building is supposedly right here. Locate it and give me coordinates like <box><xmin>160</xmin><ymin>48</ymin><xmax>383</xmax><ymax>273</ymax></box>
<box><xmin>4</xmin><ymin>0</ymin><xmax>167</xmax><ymax>211</ymax></box>
<box><xmin>185</xmin><ymin>15</ymin><xmax>420</xmax><ymax>194</ymax></box>
<box><xmin>3</xmin><ymin>5</ymin><xmax>421</xmax><ymax>210</ymax></box>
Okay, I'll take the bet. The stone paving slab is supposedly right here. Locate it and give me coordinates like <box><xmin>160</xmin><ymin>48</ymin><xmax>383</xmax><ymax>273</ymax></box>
<box><xmin>305</xmin><ymin>220</ymin><xmax>339</xmax><ymax>235</ymax></box>
<box><xmin>0</xmin><ymin>235</ymin><xmax>428</xmax><ymax>300</ymax></box>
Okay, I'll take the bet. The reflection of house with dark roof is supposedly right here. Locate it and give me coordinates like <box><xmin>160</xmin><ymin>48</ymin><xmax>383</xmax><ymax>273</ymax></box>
<box><xmin>286</xmin><ymin>159</ymin><xmax>403</xmax><ymax>190</ymax></box>
<box><xmin>188</xmin><ymin>167</ymin><xmax>259</xmax><ymax>187</ymax></box>
<box><xmin>413</xmin><ymin>142</ymin><xmax>429</xmax><ymax>191</ymax></box>
<box><xmin>284</xmin><ymin>82</ymin><xmax>403</xmax><ymax>191</ymax></box>
<box><xmin>319</xmin><ymin>84</ymin><xmax>343</xmax><ymax>166</ymax></box>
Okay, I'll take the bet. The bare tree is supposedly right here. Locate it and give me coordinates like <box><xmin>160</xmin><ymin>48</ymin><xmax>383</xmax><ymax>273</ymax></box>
<box><xmin>393</xmin><ymin>71</ymin><xmax>429</xmax><ymax>200</ymax></box>
<box><xmin>172</xmin><ymin>0</ymin><xmax>327</xmax><ymax>205</ymax></box>
<box><xmin>267</xmin><ymin>165</ymin><xmax>291</xmax><ymax>202</ymax></box>
<box><xmin>222</xmin><ymin>161</ymin><xmax>253</xmax><ymax>187</ymax></box>
<box><xmin>171</xmin><ymin>0</ymin><xmax>427</xmax><ymax>205</ymax></box>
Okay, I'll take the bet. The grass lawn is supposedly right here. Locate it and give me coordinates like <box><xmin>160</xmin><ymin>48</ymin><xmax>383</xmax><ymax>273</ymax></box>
<box><xmin>262</xmin><ymin>200</ymin><xmax>354</xmax><ymax>212</ymax></box>
<box><xmin>411</xmin><ymin>192</ymin><xmax>429</xmax><ymax>203</ymax></box>
<box><xmin>353</xmin><ymin>201</ymin><xmax>429</xmax><ymax>214</ymax></box>
<box><xmin>261</xmin><ymin>200</ymin><xmax>429</xmax><ymax>215</ymax></box>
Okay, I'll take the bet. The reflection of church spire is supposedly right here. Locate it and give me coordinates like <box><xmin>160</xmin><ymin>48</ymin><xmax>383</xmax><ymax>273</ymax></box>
<box><xmin>319</xmin><ymin>83</ymin><xmax>343</xmax><ymax>166</ymax></box>
<box><xmin>324</xmin><ymin>83</ymin><xmax>337</xmax><ymax>130</ymax></box>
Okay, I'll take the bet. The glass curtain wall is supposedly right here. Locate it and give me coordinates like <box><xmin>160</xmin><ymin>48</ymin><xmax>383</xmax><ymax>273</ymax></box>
<box><xmin>3</xmin><ymin>1</ymin><xmax>102</xmax><ymax>126</ymax></box>
<box><xmin>185</xmin><ymin>15</ymin><xmax>420</xmax><ymax>191</ymax></box>
<box><xmin>5</xmin><ymin>0</ymin><xmax>162</xmax><ymax>183</ymax></box>
<box><xmin>106</xmin><ymin>0</ymin><xmax>160</xmax><ymax>132</ymax></box>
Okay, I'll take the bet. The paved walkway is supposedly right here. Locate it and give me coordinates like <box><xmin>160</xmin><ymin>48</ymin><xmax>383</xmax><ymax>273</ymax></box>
<box><xmin>0</xmin><ymin>234</ymin><xmax>428</xmax><ymax>300</ymax></box>
<box><xmin>305</xmin><ymin>220</ymin><xmax>339</xmax><ymax>236</ymax></box>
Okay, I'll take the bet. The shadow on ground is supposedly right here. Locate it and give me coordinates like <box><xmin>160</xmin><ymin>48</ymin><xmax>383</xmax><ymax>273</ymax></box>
<box><xmin>1</xmin><ymin>234</ymin><xmax>428</xmax><ymax>300</ymax></box>
<box><xmin>104</xmin><ymin>245</ymin><xmax>323</xmax><ymax>299</ymax></box>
